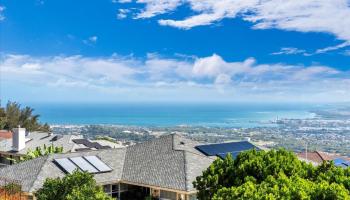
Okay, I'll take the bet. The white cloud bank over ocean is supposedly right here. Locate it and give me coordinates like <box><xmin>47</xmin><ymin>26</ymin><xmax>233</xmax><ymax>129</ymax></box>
<box><xmin>1</xmin><ymin>53</ymin><xmax>349</xmax><ymax>103</ymax></box>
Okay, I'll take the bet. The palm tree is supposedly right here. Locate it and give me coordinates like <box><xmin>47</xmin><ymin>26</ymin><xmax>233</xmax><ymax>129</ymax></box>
<box><xmin>0</xmin><ymin>101</ymin><xmax>50</xmax><ymax>132</ymax></box>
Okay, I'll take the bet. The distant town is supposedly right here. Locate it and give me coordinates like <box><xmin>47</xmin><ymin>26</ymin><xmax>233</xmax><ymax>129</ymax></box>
<box><xmin>52</xmin><ymin>110</ymin><xmax>350</xmax><ymax>157</ymax></box>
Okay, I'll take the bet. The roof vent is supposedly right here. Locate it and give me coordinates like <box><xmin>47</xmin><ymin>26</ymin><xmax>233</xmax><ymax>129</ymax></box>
<box><xmin>180</xmin><ymin>141</ymin><xmax>185</xmax><ymax>145</ymax></box>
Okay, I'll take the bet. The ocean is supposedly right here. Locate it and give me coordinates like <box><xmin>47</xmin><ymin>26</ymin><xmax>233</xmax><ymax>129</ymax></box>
<box><xmin>28</xmin><ymin>102</ymin><xmax>323</xmax><ymax>128</ymax></box>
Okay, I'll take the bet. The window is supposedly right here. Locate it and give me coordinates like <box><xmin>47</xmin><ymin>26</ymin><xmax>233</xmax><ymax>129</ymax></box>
<box><xmin>160</xmin><ymin>190</ymin><xmax>176</xmax><ymax>200</ymax></box>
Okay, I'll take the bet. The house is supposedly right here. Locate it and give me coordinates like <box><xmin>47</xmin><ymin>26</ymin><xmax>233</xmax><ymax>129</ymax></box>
<box><xmin>297</xmin><ymin>151</ymin><xmax>350</xmax><ymax>167</ymax></box>
<box><xmin>0</xmin><ymin>128</ymin><xmax>114</xmax><ymax>167</ymax></box>
<box><xmin>0</xmin><ymin>134</ymin><xmax>260</xmax><ymax>200</ymax></box>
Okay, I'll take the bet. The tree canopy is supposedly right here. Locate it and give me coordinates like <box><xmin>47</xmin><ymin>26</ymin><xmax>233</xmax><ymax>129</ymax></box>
<box><xmin>193</xmin><ymin>149</ymin><xmax>350</xmax><ymax>200</ymax></box>
<box><xmin>35</xmin><ymin>170</ymin><xmax>114</xmax><ymax>200</ymax></box>
<box><xmin>0</xmin><ymin>101</ymin><xmax>50</xmax><ymax>132</ymax></box>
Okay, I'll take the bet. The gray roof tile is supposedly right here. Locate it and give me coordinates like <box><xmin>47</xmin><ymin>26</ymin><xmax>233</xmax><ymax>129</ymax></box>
<box><xmin>0</xmin><ymin>134</ymin><xmax>215</xmax><ymax>193</ymax></box>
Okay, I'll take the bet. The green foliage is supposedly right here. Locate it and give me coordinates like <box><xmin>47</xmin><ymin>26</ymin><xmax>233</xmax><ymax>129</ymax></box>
<box><xmin>194</xmin><ymin>149</ymin><xmax>350</xmax><ymax>200</ymax></box>
<box><xmin>4</xmin><ymin>182</ymin><xmax>21</xmax><ymax>195</ymax></box>
<box><xmin>8</xmin><ymin>144</ymin><xmax>63</xmax><ymax>164</ymax></box>
<box><xmin>94</xmin><ymin>136</ymin><xmax>118</xmax><ymax>143</ymax></box>
<box><xmin>22</xmin><ymin>144</ymin><xmax>63</xmax><ymax>161</ymax></box>
<box><xmin>35</xmin><ymin>170</ymin><xmax>114</xmax><ymax>200</ymax></box>
<box><xmin>0</xmin><ymin>101</ymin><xmax>50</xmax><ymax>132</ymax></box>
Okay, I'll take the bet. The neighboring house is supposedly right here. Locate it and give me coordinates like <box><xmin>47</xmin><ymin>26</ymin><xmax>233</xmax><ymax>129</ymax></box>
<box><xmin>297</xmin><ymin>151</ymin><xmax>350</xmax><ymax>167</ymax></box>
<box><xmin>0</xmin><ymin>128</ymin><xmax>114</xmax><ymax>167</ymax></box>
<box><xmin>0</xmin><ymin>134</ymin><xmax>259</xmax><ymax>200</ymax></box>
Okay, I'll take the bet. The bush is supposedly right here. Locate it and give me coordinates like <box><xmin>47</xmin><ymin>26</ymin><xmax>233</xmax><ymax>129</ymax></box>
<box><xmin>35</xmin><ymin>170</ymin><xmax>114</xmax><ymax>200</ymax></box>
<box><xmin>194</xmin><ymin>149</ymin><xmax>350</xmax><ymax>200</ymax></box>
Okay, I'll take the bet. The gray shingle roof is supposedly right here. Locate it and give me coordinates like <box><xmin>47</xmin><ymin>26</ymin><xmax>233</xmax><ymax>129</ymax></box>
<box><xmin>0</xmin><ymin>156</ymin><xmax>49</xmax><ymax>192</ymax></box>
<box><xmin>0</xmin><ymin>134</ymin><xmax>214</xmax><ymax>193</ymax></box>
<box><xmin>0</xmin><ymin>132</ymin><xmax>82</xmax><ymax>154</ymax></box>
<box><xmin>122</xmin><ymin>134</ymin><xmax>213</xmax><ymax>191</ymax></box>
<box><xmin>0</xmin><ymin>148</ymin><xmax>126</xmax><ymax>193</ymax></box>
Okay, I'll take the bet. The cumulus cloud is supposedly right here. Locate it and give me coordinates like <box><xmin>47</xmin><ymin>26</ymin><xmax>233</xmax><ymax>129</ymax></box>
<box><xmin>1</xmin><ymin>53</ymin><xmax>349</xmax><ymax>102</ymax></box>
<box><xmin>119</xmin><ymin>0</ymin><xmax>350</xmax><ymax>43</ymax></box>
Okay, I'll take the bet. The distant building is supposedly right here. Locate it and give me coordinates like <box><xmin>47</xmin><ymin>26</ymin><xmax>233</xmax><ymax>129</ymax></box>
<box><xmin>297</xmin><ymin>151</ymin><xmax>350</xmax><ymax>167</ymax></box>
<box><xmin>0</xmin><ymin>134</ymin><xmax>259</xmax><ymax>200</ymax></box>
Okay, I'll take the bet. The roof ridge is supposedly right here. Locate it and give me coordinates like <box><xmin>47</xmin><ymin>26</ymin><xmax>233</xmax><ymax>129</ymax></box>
<box><xmin>121</xmin><ymin>144</ymin><xmax>128</xmax><ymax>181</ymax></box>
<box><xmin>28</xmin><ymin>155</ymin><xmax>51</xmax><ymax>192</ymax></box>
<box><xmin>315</xmin><ymin>151</ymin><xmax>326</xmax><ymax>161</ymax></box>
<box><xmin>183</xmin><ymin>150</ymin><xmax>189</xmax><ymax>191</ymax></box>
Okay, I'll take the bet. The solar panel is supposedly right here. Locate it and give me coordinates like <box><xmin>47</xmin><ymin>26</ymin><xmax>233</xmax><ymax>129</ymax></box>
<box><xmin>54</xmin><ymin>158</ymin><xmax>79</xmax><ymax>174</ymax></box>
<box><xmin>69</xmin><ymin>157</ymin><xmax>99</xmax><ymax>173</ymax></box>
<box><xmin>196</xmin><ymin>141</ymin><xmax>259</xmax><ymax>158</ymax></box>
<box><xmin>84</xmin><ymin>156</ymin><xmax>112</xmax><ymax>172</ymax></box>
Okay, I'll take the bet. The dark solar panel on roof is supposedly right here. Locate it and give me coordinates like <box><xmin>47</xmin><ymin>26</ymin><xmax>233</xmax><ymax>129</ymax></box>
<box><xmin>72</xmin><ymin>139</ymin><xmax>111</xmax><ymax>149</ymax></box>
<box><xmin>195</xmin><ymin>141</ymin><xmax>259</xmax><ymax>157</ymax></box>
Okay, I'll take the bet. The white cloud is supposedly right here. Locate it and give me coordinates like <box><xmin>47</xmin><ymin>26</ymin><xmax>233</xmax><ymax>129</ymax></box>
<box><xmin>314</xmin><ymin>41</ymin><xmax>350</xmax><ymax>54</ymax></box>
<box><xmin>89</xmin><ymin>36</ymin><xmax>98</xmax><ymax>43</ymax></box>
<box><xmin>83</xmin><ymin>36</ymin><xmax>98</xmax><ymax>45</ymax></box>
<box><xmin>119</xmin><ymin>0</ymin><xmax>350</xmax><ymax>43</ymax></box>
<box><xmin>1</xmin><ymin>53</ymin><xmax>349</xmax><ymax>102</ymax></box>
<box><xmin>0</xmin><ymin>6</ymin><xmax>5</xmax><ymax>21</ymax></box>
<box><xmin>272</xmin><ymin>47</ymin><xmax>306</xmax><ymax>55</ymax></box>
<box><xmin>135</xmin><ymin>0</ymin><xmax>183</xmax><ymax>18</ymax></box>
<box><xmin>117</xmin><ymin>9</ymin><xmax>130</xmax><ymax>19</ymax></box>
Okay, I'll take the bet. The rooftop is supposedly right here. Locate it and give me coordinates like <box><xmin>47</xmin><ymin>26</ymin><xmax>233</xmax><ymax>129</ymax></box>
<box><xmin>0</xmin><ymin>134</ymin><xmax>259</xmax><ymax>193</ymax></box>
<box><xmin>0</xmin><ymin>132</ymin><xmax>83</xmax><ymax>155</ymax></box>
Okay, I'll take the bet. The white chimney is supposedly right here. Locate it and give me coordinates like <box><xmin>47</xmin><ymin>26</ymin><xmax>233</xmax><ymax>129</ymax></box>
<box><xmin>12</xmin><ymin>127</ymin><xmax>26</xmax><ymax>151</ymax></box>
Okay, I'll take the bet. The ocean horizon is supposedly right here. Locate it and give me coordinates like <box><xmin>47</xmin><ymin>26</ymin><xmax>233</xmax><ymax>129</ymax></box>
<box><xmin>26</xmin><ymin>102</ymin><xmax>329</xmax><ymax>128</ymax></box>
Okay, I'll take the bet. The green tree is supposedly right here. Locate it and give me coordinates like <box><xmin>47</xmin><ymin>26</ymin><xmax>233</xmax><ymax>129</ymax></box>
<box><xmin>0</xmin><ymin>101</ymin><xmax>50</xmax><ymax>132</ymax></box>
<box><xmin>35</xmin><ymin>170</ymin><xmax>114</xmax><ymax>200</ymax></box>
<box><xmin>0</xmin><ymin>106</ymin><xmax>6</xmax><ymax>129</ymax></box>
<box><xmin>194</xmin><ymin>149</ymin><xmax>350</xmax><ymax>200</ymax></box>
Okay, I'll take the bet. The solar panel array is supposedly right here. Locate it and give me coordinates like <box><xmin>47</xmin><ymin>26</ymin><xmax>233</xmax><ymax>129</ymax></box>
<box><xmin>54</xmin><ymin>155</ymin><xmax>112</xmax><ymax>174</ymax></box>
<box><xmin>196</xmin><ymin>141</ymin><xmax>259</xmax><ymax>159</ymax></box>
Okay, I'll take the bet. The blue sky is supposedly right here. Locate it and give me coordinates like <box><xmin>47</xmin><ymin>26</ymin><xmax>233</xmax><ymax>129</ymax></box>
<box><xmin>1</xmin><ymin>0</ymin><xmax>350</xmax><ymax>103</ymax></box>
